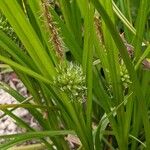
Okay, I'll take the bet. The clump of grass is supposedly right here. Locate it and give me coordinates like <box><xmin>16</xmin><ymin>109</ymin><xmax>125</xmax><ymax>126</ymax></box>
<box><xmin>0</xmin><ymin>0</ymin><xmax>150</xmax><ymax>149</ymax></box>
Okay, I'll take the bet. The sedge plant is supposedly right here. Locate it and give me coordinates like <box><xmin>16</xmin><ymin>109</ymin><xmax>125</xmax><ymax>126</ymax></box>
<box><xmin>0</xmin><ymin>0</ymin><xmax>150</xmax><ymax>149</ymax></box>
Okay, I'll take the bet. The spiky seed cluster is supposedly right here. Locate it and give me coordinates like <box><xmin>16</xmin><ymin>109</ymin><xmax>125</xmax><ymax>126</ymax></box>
<box><xmin>0</xmin><ymin>12</ymin><xmax>23</xmax><ymax>48</ymax></box>
<box><xmin>41</xmin><ymin>0</ymin><xmax>64</xmax><ymax>58</ymax></box>
<box><xmin>0</xmin><ymin>13</ymin><xmax>13</xmax><ymax>37</ymax></box>
<box><xmin>120</xmin><ymin>60</ymin><xmax>131</xmax><ymax>89</ymax></box>
<box><xmin>106</xmin><ymin>61</ymin><xmax>131</xmax><ymax>96</ymax></box>
<box><xmin>53</xmin><ymin>62</ymin><xmax>87</xmax><ymax>103</ymax></box>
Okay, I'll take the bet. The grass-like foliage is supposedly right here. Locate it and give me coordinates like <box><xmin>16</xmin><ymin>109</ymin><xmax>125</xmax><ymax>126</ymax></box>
<box><xmin>0</xmin><ymin>0</ymin><xmax>150</xmax><ymax>149</ymax></box>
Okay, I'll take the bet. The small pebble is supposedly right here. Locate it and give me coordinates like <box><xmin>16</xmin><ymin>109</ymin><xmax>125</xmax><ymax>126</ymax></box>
<box><xmin>0</xmin><ymin>123</ymin><xmax>6</xmax><ymax>130</ymax></box>
<box><xmin>7</xmin><ymin>122</ymin><xmax>17</xmax><ymax>131</ymax></box>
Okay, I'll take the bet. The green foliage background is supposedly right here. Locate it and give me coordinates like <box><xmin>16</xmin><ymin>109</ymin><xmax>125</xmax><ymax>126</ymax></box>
<box><xmin>0</xmin><ymin>0</ymin><xmax>150</xmax><ymax>149</ymax></box>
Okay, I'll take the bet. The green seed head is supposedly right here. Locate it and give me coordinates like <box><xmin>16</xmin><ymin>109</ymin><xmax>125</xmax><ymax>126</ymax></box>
<box><xmin>0</xmin><ymin>12</ymin><xmax>23</xmax><ymax>48</ymax></box>
<box><xmin>120</xmin><ymin>61</ymin><xmax>131</xmax><ymax>89</ymax></box>
<box><xmin>53</xmin><ymin>62</ymin><xmax>87</xmax><ymax>103</ymax></box>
